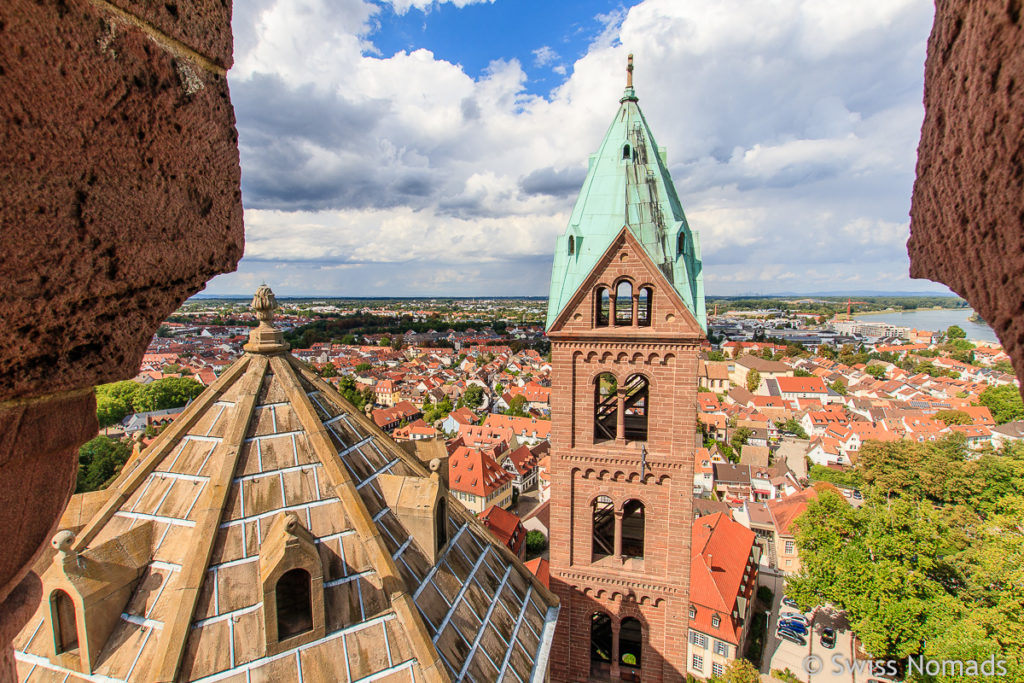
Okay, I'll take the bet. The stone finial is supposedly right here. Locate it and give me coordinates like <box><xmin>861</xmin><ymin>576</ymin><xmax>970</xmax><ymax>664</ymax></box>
<box><xmin>251</xmin><ymin>284</ymin><xmax>278</xmax><ymax>324</ymax></box>
<box><xmin>243</xmin><ymin>284</ymin><xmax>289</xmax><ymax>354</ymax></box>
<box><xmin>51</xmin><ymin>529</ymin><xmax>76</xmax><ymax>556</ymax></box>
<box><xmin>626</xmin><ymin>53</ymin><xmax>633</xmax><ymax>88</ymax></box>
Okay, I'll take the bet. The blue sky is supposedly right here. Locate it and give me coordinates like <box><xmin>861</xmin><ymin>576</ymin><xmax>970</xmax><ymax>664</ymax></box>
<box><xmin>366</xmin><ymin>0</ymin><xmax>638</xmax><ymax>95</ymax></box>
<box><xmin>210</xmin><ymin>0</ymin><xmax>943</xmax><ymax>298</ymax></box>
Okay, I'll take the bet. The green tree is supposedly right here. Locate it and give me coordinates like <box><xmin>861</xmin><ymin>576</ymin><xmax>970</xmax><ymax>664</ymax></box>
<box><xmin>505</xmin><ymin>394</ymin><xmax>529</xmax><ymax>417</ymax></box>
<box><xmin>720</xmin><ymin>659</ymin><xmax>761</xmax><ymax>683</ymax></box>
<box><xmin>947</xmin><ymin>324</ymin><xmax>967</xmax><ymax>339</ymax></box>
<box><xmin>730</xmin><ymin>426</ymin><xmax>752</xmax><ymax>452</ymax></box>
<box><xmin>320</xmin><ymin>363</ymin><xmax>337</xmax><ymax>378</ymax></box>
<box><xmin>746</xmin><ymin>369</ymin><xmax>761</xmax><ymax>393</ymax></box>
<box><xmin>978</xmin><ymin>384</ymin><xmax>1024</xmax><ymax>424</ymax></box>
<box><xmin>494</xmin><ymin>382</ymin><xmax>504</xmax><ymax>395</ymax></box>
<box><xmin>829</xmin><ymin>379</ymin><xmax>848</xmax><ymax>396</ymax></box>
<box><xmin>706</xmin><ymin>350</ymin><xmax>726</xmax><ymax>361</ymax></box>
<box><xmin>135</xmin><ymin>377</ymin><xmax>204</xmax><ymax>412</ymax></box>
<box><xmin>525</xmin><ymin>530</ymin><xmax>547</xmax><ymax>557</ymax></box>
<box><xmin>77</xmin><ymin>436</ymin><xmax>132</xmax><ymax>492</ymax></box>
<box><xmin>355</xmin><ymin>362</ymin><xmax>373</xmax><ymax>372</ymax></box>
<box><xmin>935</xmin><ymin>409</ymin><xmax>971</xmax><ymax>426</ymax></box>
<box><xmin>96</xmin><ymin>394</ymin><xmax>130</xmax><ymax>428</ymax></box>
<box><xmin>760</xmin><ymin>347</ymin><xmax>774</xmax><ymax>360</ymax></box>
<box><xmin>864</xmin><ymin>364</ymin><xmax>887</xmax><ymax>379</ymax></box>
<box><xmin>341</xmin><ymin>334</ymin><xmax>357</xmax><ymax>345</ymax></box>
<box><xmin>463</xmin><ymin>384</ymin><xmax>485</xmax><ymax>409</ymax></box>
<box><xmin>781</xmin><ymin>418</ymin><xmax>808</xmax><ymax>440</ymax></box>
<box><xmin>793</xmin><ymin>368</ymin><xmax>814</xmax><ymax>377</ymax></box>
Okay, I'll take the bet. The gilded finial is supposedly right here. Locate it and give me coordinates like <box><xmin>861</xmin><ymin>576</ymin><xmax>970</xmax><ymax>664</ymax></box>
<box><xmin>626</xmin><ymin>53</ymin><xmax>633</xmax><ymax>88</ymax></box>
<box><xmin>251</xmin><ymin>284</ymin><xmax>277</xmax><ymax>325</ymax></box>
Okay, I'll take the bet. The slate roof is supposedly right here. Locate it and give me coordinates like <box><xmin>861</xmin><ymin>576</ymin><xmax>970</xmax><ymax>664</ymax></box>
<box><xmin>15</xmin><ymin>297</ymin><xmax>558</xmax><ymax>683</ymax></box>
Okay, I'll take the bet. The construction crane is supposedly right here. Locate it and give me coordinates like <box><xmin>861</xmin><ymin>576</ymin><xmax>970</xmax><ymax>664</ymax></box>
<box><xmin>842</xmin><ymin>298</ymin><xmax>869</xmax><ymax>320</ymax></box>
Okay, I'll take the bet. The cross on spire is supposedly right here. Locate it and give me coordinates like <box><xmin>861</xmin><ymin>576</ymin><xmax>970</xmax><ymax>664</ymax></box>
<box><xmin>626</xmin><ymin>53</ymin><xmax>633</xmax><ymax>88</ymax></box>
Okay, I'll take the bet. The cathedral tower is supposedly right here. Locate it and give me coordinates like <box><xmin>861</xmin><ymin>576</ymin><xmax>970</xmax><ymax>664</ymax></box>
<box><xmin>546</xmin><ymin>56</ymin><xmax>706</xmax><ymax>682</ymax></box>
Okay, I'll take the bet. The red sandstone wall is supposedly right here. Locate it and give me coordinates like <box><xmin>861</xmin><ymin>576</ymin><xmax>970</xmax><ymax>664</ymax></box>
<box><xmin>909</xmin><ymin>0</ymin><xmax>1024</xmax><ymax>380</ymax></box>
<box><xmin>0</xmin><ymin>1</ymin><xmax>243</xmax><ymax>676</ymax></box>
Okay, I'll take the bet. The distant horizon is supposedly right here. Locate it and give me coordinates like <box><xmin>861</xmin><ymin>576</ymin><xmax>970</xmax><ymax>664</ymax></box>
<box><xmin>189</xmin><ymin>290</ymin><xmax>964</xmax><ymax>301</ymax></box>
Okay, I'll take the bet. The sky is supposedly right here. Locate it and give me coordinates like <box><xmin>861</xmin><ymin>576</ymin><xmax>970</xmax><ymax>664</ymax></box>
<box><xmin>204</xmin><ymin>0</ymin><xmax>945</xmax><ymax>297</ymax></box>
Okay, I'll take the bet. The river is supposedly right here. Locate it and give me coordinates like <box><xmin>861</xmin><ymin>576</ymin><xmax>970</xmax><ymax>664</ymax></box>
<box><xmin>854</xmin><ymin>308</ymin><xmax>998</xmax><ymax>344</ymax></box>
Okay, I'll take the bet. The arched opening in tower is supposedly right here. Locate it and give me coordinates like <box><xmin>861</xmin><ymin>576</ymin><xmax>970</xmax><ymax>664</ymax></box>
<box><xmin>637</xmin><ymin>286</ymin><xmax>652</xmax><ymax>327</ymax></box>
<box><xmin>619</xmin><ymin>617</ymin><xmax>643</xmax><ymax>671</ymax></box>
<box><xmin>620</xmin><ymin>499</ymin><xmax>645</xmax><ymax>559</ymax></box>
<box><xmin>615</xmin><ymin>280</ymin><xmax>634</xmax><ymax>325</ymax></box>
<box><xmin>590</xmin><ymin>611</ymin><xmax>613</xmax><ymax>678</ymax></box>
<box><xmin>622</xmin><ymin>374</ymin><xmax>648</xmax><ymax>441</ymax></box>
<box><xmin>275</xmin><ymin>568</ymin><xmax>314</xmax><ymax>639</ymax></box>
<box><xmin>591</xmin><ymin>495</ymin><xmax>615</xmax><ymax>561</ymax></box>
<box><xmin>595</xmin><ymin>287</ymin><xmax>610</xmax><ymax>326</ymax></box>
<box><xmin>594</xmin><ymin>373</ymin><xmax>618</xmax><ymax>442</ymax></box>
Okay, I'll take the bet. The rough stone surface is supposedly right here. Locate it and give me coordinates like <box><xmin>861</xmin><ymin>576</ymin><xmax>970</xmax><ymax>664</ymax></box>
<box><xmin>909</xmin><ymin>0</ymin><xmax>1024</xmax><ymax>379</ymax></box>
<box><xmin>105</xmin><ymin>0</ymin><xmax>234</xmax><ymax>69</ymax></box>
<box><xmin>0</xmin><ymin>574</ymin><xmax>41</xmax><ymax>683</ymax></box>
<box><xmin>0</xmin><ymin>0</ymin><xmax>244</xmax><ymax>403</ymax></box>
<box><xmin>0</xmin><ymin>391</ymin><xmax>96</xmax><ymax>606</ymax></box>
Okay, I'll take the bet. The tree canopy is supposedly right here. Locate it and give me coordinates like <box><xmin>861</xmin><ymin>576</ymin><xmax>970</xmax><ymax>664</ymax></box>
<box><xmin>746</xmin><ymin>368</ymin><xmax>761</xmax><ymax>393</ymax></box>
<box><xmin>94</xmin><ymin>377</ymin><xmax>204</xmax><ymax>427</ymax></box>
<box><xmin>77</xmin><ymin>435</ymin><xmax>132</xmax><ymax>492</ymax></box>
<box><xmin>977</xmin><ymin>384</ymin><xmax>1024</xmax><ymax>424</ymax></box>
<box><xmin>787</xmin><ymin>436</ymin><xmax>1024</xmax><ymax>679</ymax></box>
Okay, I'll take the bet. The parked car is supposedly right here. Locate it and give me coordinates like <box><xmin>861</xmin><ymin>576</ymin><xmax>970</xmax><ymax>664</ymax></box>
<box><xmin>842</xmin><ymin>488</ymin><xmax>853</xmax><ymax>498</ymax></box>
<box><xmin>781</xmin><ymin>595</ymin><xmax>798</xmax><ymax>609</ymax></box>
<box><xmin>778</xmin><ymin>619</ymin><xmax>808</xmax><ymax>635</ymax></box>
<box><xmin>820</xmin><ymin>628</ymin><xmax>836</xmax><ymax>649</ymax></box>
<box><xmin>779</xmin><ymin>611</ymin><xmax>809</xmax><ymax>625</ymax></box>
<box><xmin>776</xmin><ymin>628</ymin><xmax>806</xmax><ymax>646</ymax></box>
<box><xmin>853</xmin><ymin>489</ymin><xmax>863</xmax><ymax>500</ymax></box>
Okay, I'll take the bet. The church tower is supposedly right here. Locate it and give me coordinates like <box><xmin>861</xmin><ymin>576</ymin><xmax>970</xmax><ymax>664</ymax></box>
<box><xmin>546</xmin><ymin>56</ymin><xmax>706</xmax><ymax>682</ymax></box>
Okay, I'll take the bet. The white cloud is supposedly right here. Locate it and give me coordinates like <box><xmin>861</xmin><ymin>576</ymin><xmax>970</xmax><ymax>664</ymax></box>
<box><xmin>213</xmin><ymin>0</ymin><xmax>942</xmax><ymax>297</ymax></box>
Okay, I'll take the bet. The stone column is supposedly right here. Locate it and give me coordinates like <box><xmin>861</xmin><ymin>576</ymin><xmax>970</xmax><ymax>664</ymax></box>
<box><xmin>616</xmin><ymin>391</ymin><xmax>626</xmax><ymax>442</ymax></box>
<box><xmin>631</xmin><ymin>294</ymin><xmax>639</xmax><ymax>326</ymax></box>
<box><xmin>613</xmin><ymin>509</ymin><xmax>623</xmax><ymax>560</ymax></box>
<box><xmin>609</xmin><ymin>618</ymin><xmax>622</xmax><ymax>679</ymax></box>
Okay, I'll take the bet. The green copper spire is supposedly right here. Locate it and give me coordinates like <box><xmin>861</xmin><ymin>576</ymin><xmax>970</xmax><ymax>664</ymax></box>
<box><xmin>545</xmin><ymin>55</ymin><xmax>706</xmax><ymax>331</ymax></box>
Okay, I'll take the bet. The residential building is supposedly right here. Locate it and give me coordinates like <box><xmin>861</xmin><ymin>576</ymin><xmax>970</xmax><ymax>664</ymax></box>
<box><xmin>480</xmin><ymin>505</ymin><xmax>527</xmax><ymax>559</ymax></box>
<box><xmin>687</xmin><ymin>513</ymin><xmax>759</xmax><ymax>681</ymax></box>
<box><xmin>448</xmin><ymin>445</ymin><xmax>514</xmax><ymax>513</ymax></box>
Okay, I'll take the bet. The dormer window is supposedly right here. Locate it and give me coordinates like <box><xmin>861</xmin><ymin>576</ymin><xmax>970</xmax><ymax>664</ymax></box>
<box><xmin>689</xmin><ymin>606</ymin><xmax>696</xmax><ymax>619</ymax></box>
<box><xmin>275</xmin><ymin>569</ymin><xmax>313</xmax><ymax>640</ymax></box>
<box><xmin>711</xmin><ymin>614</ymin><xmax>721</xmax><ymax>629</ymax></box>
<box><xmin>50</xmin><ymin>590</ymin><xmax>78</xmax><ymax>654</ymax></box>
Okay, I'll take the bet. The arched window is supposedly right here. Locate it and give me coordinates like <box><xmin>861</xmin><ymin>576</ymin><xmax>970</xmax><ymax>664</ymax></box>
<box><xmin>619</xmin><ymin>617</ymin><xmax>643</xmax><ymax>670</ymax></box>
<box><xmin>594</xmin><ymin>373</ymin><xmax>617</xmax><ymax>443</ymax></box>
<box><xmin>591</xmin><ymin>495</ymin><xmax>615</xmax><ymax>561</ymax></box>
<box><xmin>637</xmin><ymin>286</ymin><xmax>652</xmax><ymax>327</ymax></box>
<box><xmin>621</xmin><ymin>499</ymin><xmax>645</xmax><ymax>559</ymax></box>
<box><xmin>590</xmin><ymin>612</ymin><xmax>613</xmax><ymax>678</ymax></box>
<box><xmin>615</xmin><ymin>280</ymin><xmax>633</xmax><ymax>325</ymax></box>
<box><xmin>595</xmin><ymin>287</ymin><xmax>610</xmax><ymax>327</ymax></box>
<box><xmin>622</xmin><ymin>374</ymin><xmax>648</xmax><ymax>441</ymax></box>
<box><xmin>276</xmin><ymin>568</ymin><xmax>313</xmax><ymax>640</ymax></box>
<box><xmin>51</xmin><ymin>590</ymin><xmax>78</xmax><ymax>654</ymax></box>
<box><xmin>568</xmin><ymin>235</ymin><xmax>575</xmax><ymax>255</ymax></box>
<box><xmin>677</xmin><ymin>231</ymin><xmax>686</xmax><ymax>255</ymax></box>
<box><xmin>622</xmin><ymin>144</ymin><xmax>631</xmax><ymax>160</ymax></box>
<box><xmin>435</xmin><ymin>496</ymin><xmax>448</xmax><ymax>553</ymax></box>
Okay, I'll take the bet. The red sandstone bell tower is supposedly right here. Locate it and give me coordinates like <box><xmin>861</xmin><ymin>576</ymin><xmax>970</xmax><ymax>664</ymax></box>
<box><xmin>545</xmin><ymin>56</ymin><xmax>706</xmax><ymax>683</ymax></box>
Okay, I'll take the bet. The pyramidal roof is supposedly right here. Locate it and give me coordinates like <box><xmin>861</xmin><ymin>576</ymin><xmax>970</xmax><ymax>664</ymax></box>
<box><xmin>546</xmin><ymin>55</ymin><xmax>706</xmax><ymax>331</ymax></box>
<box><xmin>15</xmin><ymin>287</ymin><xmax>558</xmax><ymax>683</ymax></box>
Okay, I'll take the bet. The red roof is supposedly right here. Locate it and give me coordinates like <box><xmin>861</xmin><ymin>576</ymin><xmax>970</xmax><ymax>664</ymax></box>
<box><xmin>483</xmin><ymin>414</ymin><xmax>552</xmax><ymax>439</ymax></box>
<box><xmin>447</xmin><ymin>406</ymin><xmax>477</xmax><ymax>427</ymax></box>
<box><xmin>766</xmin><ymin>488</ymin><xmax>822</xmax><ymax>537</ymax></box>
<box><xmin>524</xmin><ymin>558</ymin><xmax>549</xmax><ymax>588</ymax></box>
<box><xmin>689</xmin><ymin>512</ymin><xmax>757</xmax><ymax>645</ymax></box>
<box><xmin>479</xmin><ymin>505</ymin><xmax>525</xmax><ymax>555</ymax></box>
<box><xmin>449</xmin><ymin>447</ymin><xmax>513</xmax><ymax>497</ymax></box>
<box><xmin>776</xmin><ymin>376</ymin><xmax>828</xmax><ymax>394</ymax></box>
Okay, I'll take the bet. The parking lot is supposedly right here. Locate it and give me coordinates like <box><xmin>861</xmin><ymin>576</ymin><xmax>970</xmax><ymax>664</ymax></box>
<box><xmin>761</xmin><ymin>576</ymin><xmax>879</xmax><ymax>683</ymax></box>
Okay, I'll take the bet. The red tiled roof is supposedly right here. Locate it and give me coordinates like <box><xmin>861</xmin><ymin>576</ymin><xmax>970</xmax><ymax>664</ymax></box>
<box><xmin>480</xmin><ymin>505</ymin><xmax>525</xmax><ymax>555</ymax></box>
<box><xmin>524</xmin><ymin>558</ymin><xmax>549</xmax><ymax>588</ymax></box>
<box><xmin>689</xmin><ymin>512</ymin><xmax>757</xmax><ymax>645</ymax></box>
<box><xmin>449</xmin><ymin>447</ymin><xmax>512</xmax><ymax>497</ymax></box>
<box><xmin>776</xmin><ymin>376</ymin><xmax>828</xmax><ymax>394</ymax></box>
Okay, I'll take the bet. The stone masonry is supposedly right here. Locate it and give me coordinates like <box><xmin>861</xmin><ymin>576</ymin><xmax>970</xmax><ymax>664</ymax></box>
<box><xmin>0</xmin><ymin>1</ymin><xmax>243</xmax><ymax>679</ymax></box>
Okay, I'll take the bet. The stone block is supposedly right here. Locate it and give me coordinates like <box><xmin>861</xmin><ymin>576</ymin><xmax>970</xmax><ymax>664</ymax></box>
<box><xmin>909</xmin><ymin>0</ymin><xmax>1024</xmax><ymax>378</ymax></box>
<box><xmin>0</xmin><ymin>0</ymin><xmax>244</xmax><ymax>403</ymax></box>
<box><xmin>103</xmin><ymin>0</ymin><xmax>235</xmax><ymax>69</ymax></box>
